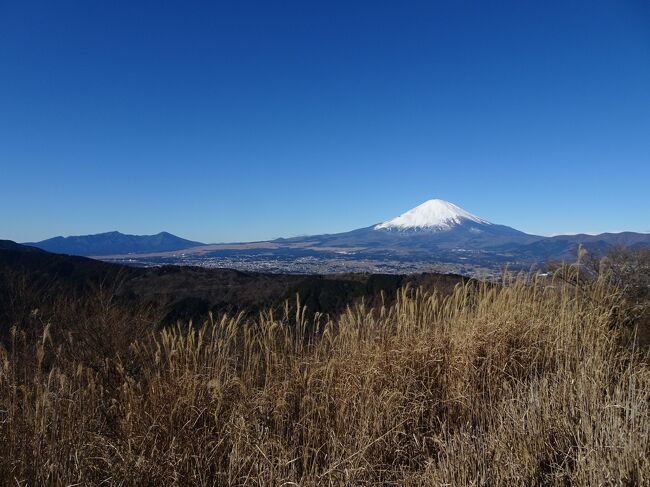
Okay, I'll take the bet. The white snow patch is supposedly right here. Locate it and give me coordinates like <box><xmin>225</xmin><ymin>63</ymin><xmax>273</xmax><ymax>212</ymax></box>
<box><xmin>375</xmin><ymin>199</ymin><xmax>490</xmax><ymax>231</ymax></box>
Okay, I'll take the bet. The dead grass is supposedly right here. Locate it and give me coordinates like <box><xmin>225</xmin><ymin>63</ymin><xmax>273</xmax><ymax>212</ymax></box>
<box><xmin>0</xmin><ymin>270</ymin><xmax>648</xmax><ymax>486</ymax></box>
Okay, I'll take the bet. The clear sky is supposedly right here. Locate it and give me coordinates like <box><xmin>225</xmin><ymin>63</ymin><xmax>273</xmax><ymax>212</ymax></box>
<box><xmin>1</xmin><ymin>1</ymin><xmax>649</xmax><ymax>243</ymax></box>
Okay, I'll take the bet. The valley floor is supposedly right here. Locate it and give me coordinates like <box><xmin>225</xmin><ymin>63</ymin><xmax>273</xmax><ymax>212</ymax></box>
<box><xmin>101</xmin><ymin>251</ymin><xmax>512</xmax><ymax>278</ymax></box>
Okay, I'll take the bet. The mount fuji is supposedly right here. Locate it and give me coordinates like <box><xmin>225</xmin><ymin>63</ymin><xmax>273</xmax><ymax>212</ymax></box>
<box><xmin>276</xmin><ymin>199</ymin><xmax>540</xmax><ymax>253</ymax></box>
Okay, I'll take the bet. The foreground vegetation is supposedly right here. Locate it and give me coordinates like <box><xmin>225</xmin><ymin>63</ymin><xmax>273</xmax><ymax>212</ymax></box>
<box><xmin>1</xmin><ymin>261</ymin><xmax>649</xmax><ymax>485</ymax></box>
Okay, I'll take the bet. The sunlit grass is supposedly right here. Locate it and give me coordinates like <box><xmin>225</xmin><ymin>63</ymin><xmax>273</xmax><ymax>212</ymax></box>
<box><xmin>1</xmin><ymin>269</ymin><xmax>648</xmax><ymax>485</ymax></box>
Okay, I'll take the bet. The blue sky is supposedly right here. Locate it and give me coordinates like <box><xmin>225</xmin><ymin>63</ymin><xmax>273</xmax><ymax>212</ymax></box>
<box><xmin>1</xmin><ymin>1</ymin><xmax>649</xmax><ymax>243</ymax></box>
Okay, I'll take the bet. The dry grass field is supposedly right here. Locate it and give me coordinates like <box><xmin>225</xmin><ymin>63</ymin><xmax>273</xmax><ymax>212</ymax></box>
<box><xmin>1</xmin><ymin>264</ymin><xmax>649</xmax><ymax>485</ymax></box>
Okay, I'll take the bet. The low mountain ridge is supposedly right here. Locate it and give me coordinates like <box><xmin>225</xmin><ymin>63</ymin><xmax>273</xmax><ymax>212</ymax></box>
<box><xmin>26</xmin><ymin>231</ymin><xmax>204</xmax><ymax>256</ymax></box>
<box><xmin>499</xmin><ymin>231</ymin><xmax>650</xmax><ymax>261</ymax></box>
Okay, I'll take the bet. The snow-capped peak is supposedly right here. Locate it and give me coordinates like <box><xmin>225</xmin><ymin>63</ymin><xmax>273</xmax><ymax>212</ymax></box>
<box><xmin>374</xmin><ymin>199</ymin><xmax>489</xmax><ymax>231</ymax></box>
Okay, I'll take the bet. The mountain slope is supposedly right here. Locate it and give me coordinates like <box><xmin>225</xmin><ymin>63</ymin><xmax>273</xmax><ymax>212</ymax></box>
<box><xmin>0</xmin><ymin>240</ymin><xmax>44</xmax><ymax>253</ymax></box>
<box><xmin>0</xmin><ymin>242</ymin><xmax>466</xmax><ymax>327</ymax></box>
<box><xmin>27</xmin><ymin>231</ymin><xmax>204</xmax><ymax>256</ymax></box>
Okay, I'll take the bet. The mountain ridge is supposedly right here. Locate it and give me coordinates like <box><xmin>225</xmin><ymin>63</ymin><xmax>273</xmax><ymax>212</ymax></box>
<box><xmin>26</xmin><ymin>231</ymin><xmax>204</xmax><ymax>256</ymax></box>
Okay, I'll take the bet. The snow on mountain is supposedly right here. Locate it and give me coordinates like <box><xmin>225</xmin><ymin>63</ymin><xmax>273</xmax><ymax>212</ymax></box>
<box><xmin>374</xmin><ymin>199</ymin><xmax>489</xmax><ymax>231</ymax></box>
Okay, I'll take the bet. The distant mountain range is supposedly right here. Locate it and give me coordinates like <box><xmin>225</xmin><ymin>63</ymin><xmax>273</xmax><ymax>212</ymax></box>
<box><xmin>20</xmin><ymin>199</ymin><xmax>650</xmax><ymax>273</ymax></box>
<box><xmin>25</xmin><ymin>231</ymin><xmax>204</xmax><ymax>256</ymax></box>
